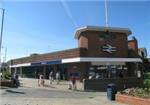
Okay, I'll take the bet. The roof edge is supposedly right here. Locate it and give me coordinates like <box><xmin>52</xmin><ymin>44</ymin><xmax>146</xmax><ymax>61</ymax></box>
<box><xmin>74</xmin><ymin>26</ymin><xmax>132</xmax><ymax>39</ymax></box>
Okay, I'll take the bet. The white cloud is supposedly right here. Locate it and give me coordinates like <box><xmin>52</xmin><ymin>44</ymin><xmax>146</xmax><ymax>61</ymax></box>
<box><xmin>60</xmin><ymin>0</ymin><xmax>78</xmax><ymax>28</ymax></box>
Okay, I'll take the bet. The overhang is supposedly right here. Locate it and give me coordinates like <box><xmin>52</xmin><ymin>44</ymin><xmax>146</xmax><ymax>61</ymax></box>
<box><xmin>10</xmin><ymin>63</ymin><xmax>31</xmax><ymax>68</ymax></box>
<box><xmin>31</xmin><ymin>59</ymin><xmax>61</xmax><ymax>66</ymax></box>
<box><xmin>9</xmin><ymin>57</ymin><xmax>142</xmax><ymax>67</ymax></box>
<box><xmin>62</xmin><ymin>57</ymin><xmax>142</xmax><ymax>63</ymax></box>
<box><xmin>74</xmin><ymin>26</ymin><xmax>132</xmax><ymax>39</ymax></box>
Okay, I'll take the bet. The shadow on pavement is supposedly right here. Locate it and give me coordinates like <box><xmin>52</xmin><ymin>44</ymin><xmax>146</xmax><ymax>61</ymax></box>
<box><xmin>44</xmin><ymin>84</ymin><xmax>56</xmax><ymax>88</ymax></box>
<box><xmin>56</xmin><ymin>83</ymin><xmax>68</xmax><ymax>85</ymax></box>
<box><xmin>6</xmin><ymin>89</ymin><xmax>25</xmax><ymax>94</ymax></box>
<box><xmin>0</xmin><ymin>87</ymin><xmax>9</xmax><ymax>89</ymax></box>
<box><xmin>0</xmin><ymin>86</ymin><xmax>20</xmax><ymax>89</ymax></box>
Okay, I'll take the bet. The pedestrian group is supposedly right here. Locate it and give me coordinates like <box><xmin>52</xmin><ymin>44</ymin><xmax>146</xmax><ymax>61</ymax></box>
<box><xmin>37</xmin><ymin>71</ymin><xmax>77</xmax><ymax>90</ymax></box>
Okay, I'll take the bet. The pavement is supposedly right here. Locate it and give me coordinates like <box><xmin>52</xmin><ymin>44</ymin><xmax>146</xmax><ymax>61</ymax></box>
<box><xmin>0</xmin><ymin>78</ymin><xmax>127</xmax><ymax>105</ymax></box>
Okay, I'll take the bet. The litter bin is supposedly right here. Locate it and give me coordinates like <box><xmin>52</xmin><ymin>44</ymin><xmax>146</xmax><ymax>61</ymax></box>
<box><xmin>107</xmin><ymin>83</ymin><xmax>117</xmax><ymax>100</ymax></box>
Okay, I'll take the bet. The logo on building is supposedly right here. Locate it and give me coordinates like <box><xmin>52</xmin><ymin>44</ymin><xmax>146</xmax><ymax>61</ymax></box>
<box><xmin>102</xmin><ymin>44</ymin><xmax>116</xmax><ymax>53</ymax></box>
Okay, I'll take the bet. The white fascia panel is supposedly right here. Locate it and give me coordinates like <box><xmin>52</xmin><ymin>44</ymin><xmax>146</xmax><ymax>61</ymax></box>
<box><xmin>62</xmin><ymin>57</ymin><xmax>142</xmax><ymax>63</ymax></box>
<box><xmin>61</xmin><ymin>58</ymin><xmax>81</xmax><ymax>63</ymax></box>
<box><xmin>91</xmin><ymin>62</ymin><xmax>125</xmax><ymax>66</ymax></box>
<box><xmin>10</xmin><ymin>63</ymin><xmax>31</xmax><ymax>68</ymax></box>
<box><xmin>80</xmin><ymin>57</ymin><xmax>142</xmax><ymax>62</ymax></box>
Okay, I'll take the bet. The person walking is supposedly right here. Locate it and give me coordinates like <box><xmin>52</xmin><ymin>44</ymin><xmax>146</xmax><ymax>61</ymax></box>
<box><xmin>56</xmin><ymin>71</ymin><xmax>60</xmax><ymax>84</ymax></box>
<box><xmin>15</xmin><ymin>74</ymin><xmax>19</xmax><ymax>87</ymax></box>
<box><xmin>71</xmin><ymin>74</ymin><xmax>77</xmax><ymax>90</ymax></box>
<box><xmin>68</xmin><ymin>75</ymin><xmax>73</xmax><ymax>90</ymax></box>
<box><xmin>49</xmin><ymin>71</ymin><xmax>54</xmax><ymax>84</ymax></box>
<box><xmin>38</xmin><ymin>74</ymin><xmax>45</xmax><ymax>87</ymax></box>
<box><xmin>11</xmin><ymin>74</ymin><xmax>19</xmax><ymax>87</ymax></box>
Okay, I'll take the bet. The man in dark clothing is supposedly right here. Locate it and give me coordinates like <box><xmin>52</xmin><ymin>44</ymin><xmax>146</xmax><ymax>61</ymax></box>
<box><xmin>11</xmin><ymin>74</ymin><xmax>19</xmax><ymax>87</ymax></box>
<box><xmin>71</xmin><ymin>74</ymin><xmax>76</xmax><ymax>90</ymax></box>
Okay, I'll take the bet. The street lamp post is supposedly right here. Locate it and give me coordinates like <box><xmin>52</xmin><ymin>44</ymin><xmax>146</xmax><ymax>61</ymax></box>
<box><xmin>2</xmin><ymin>46</ymin><xmax>7</xmax><ymax>62</ymax></box>
<box><xmin>4</xmin><ymin>47</ymin><xmax>7</xmax><ymax>62</ymax></box>
<box><xmin>0</xmin><ymin>8</ymin><xmax>5</xmax><ymax>67</ymax></box>
<box><xmin>104</xmin><ymin>0</ymin><xmax>108</xmax><ymax>27</ymax></box>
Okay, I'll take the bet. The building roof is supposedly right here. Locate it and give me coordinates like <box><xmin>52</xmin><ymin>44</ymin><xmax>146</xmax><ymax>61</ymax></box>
<box><xmin>74</xmin><ymin>26</ymin><xmax>132</xmax><ymax>39</ymax></box>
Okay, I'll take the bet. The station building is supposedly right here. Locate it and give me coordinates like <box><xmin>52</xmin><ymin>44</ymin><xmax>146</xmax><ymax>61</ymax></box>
<box><xmin>8</xmin><ymin>26</ymin><xmax>142</xmax><ymax>80</ymax></box>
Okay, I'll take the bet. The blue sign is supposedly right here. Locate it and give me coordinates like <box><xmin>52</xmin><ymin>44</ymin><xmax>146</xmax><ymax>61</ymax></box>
<box><xmin>31</xmin><ymin>59</ymin><xmax>61</xmax><ymax>66</ymax></box>
<box><xmin>46</xmin><ymin>60</ymin><xmax>61</xmax><ymax>65</ymax></box>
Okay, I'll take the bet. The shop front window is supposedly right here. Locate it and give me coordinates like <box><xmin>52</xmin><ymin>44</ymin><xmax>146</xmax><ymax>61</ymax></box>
<box><xmin>88</xmin><ymin>65</ymin><xmax>127</xmax><ymax>79</ymax></box>
<box><xmin>69</xmin><ymin>71</ymin><xmax>80</xmax><ymax>77</ymax></box>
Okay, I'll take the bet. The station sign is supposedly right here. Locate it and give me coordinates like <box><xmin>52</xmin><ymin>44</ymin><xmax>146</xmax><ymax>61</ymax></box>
<box><xmin>31</xmin><ymin>59</ymin><xmax>61</xmax><ymax>66</ymax></box>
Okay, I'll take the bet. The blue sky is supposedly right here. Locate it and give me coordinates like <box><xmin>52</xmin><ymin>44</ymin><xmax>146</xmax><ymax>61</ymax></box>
<box><xmin>0</xmin><ymin>0</ymin><xmax>150</xmax><ymax>61</ymax></box>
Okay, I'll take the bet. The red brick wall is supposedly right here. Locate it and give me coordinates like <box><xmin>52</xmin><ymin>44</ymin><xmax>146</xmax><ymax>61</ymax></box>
<box><xmin>67</xmin><ymin>63</ymin><xmax>88</xmax><ymax>80</ymax></box>
<box><xmin>10</xmin><ymin>30</ymin><xmax>132</xmax><ymax>65</ymax></box>
<box><xmin>128</xmin><ymin>39</ymin><xmax>138</xmax><ymax>53</ymax></box>
<box><xmin>116</xmin><ymin>94</ymin><xmax>150</xmax><ymax>105</ymax></box>
<box><xmin>11</xmin><ymin>48</ymin><xmax>87</xmax><ymax>65</ymax></box>
<box><xmin>78</xmin><ymin>35</ymin><xmax>88</xmax><ymax>49</ymax></box>
<box><xmin>78</xmin><ymin>31</ymin><xmax>128</xmax><ymax>58</ymax></box>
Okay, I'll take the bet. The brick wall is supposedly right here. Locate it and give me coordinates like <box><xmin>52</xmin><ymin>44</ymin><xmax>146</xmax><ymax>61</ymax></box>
<box><xmin>67</xmin><ymin>62</ymin><xmax>89</xmax><ymax>80</ymax></box>
<box><xmin>128</xmin><ymin>39</ymin><xmax>138</xmax><ymax>53</ymax></box>
<box><xmin>128</xmin><ymin>39</ymin><xmax>139</xmax><ymax>57</ymax></box>
<box><xmin>11</xmin><ymin>48</ymin><xmax>87</xmax><ymax>65</ymax></box>
<box><xmin>84</xmin><ymin>78</ymin><xmax>143</xmax><ymax>91</ymax></box>
<box><xmin>78</xmin><ymin>31</ymin><xmax>128</xmax><ymax>57</ymax></box>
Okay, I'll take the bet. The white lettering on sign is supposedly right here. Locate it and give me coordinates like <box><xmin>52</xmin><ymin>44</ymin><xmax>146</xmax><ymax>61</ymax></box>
<box><xmin>102</xmin><ymin>44</ymin><xmax>116</xmax><ymax>53</ymax></box>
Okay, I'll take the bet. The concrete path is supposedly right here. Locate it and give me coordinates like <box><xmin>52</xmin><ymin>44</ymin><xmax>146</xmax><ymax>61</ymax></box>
<box><xmin>0</xmin><ymin>78</ymin><xmax>127</xmax><ymax>105</ymax></box>
<box><xmin>19</xmin><ymin>78</ymin><xmax>84</xmax><ymax>91</ymax></box>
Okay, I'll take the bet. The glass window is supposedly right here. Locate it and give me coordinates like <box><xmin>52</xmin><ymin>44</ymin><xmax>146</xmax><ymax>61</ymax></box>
<box><xmin>69</xmin><ymin>71</ymin><xmax>80</xmax><ymax>77</ymax></box>
<box><xmin>88</xmin><ymin>65</ymin><xmax>127</xmax><ymax>79</ymax></box>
